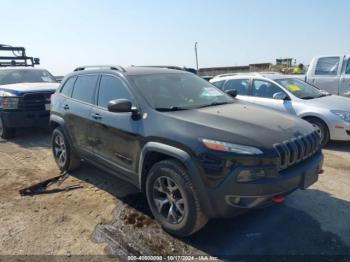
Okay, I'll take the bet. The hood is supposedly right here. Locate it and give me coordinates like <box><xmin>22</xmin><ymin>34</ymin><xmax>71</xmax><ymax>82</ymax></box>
<box><xmin>301</xmin><ymin>95</ymin><xmax>350</xmax><ymax>111</ymax></box>
<box><xmin>0</xmin><ymin>82</ymin><xmax>59</xmax><ymax>96</ymax></box>
<box><xmin>165</xmin><ymin>101</ymin><xmax>315</xmax><ymax>149</ymax></box>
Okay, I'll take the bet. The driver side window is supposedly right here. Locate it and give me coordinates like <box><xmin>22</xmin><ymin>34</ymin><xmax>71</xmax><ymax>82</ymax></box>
<box><xmin>252</xmin><ymin>80</ymin><xmax>286</xmax><ymax>99</ymax></box>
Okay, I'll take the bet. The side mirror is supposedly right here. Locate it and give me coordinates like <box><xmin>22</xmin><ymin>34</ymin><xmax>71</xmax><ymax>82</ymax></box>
<box><xmin>107</xmin><ymin>99</ymin><xmax>133</xmax><ymax>113</ymax></box>
<box><xmin>225</xmin><ymin>89</ymin><xmax>237</xmax><ymax>98</ymax></box>
<box><xmin>273</xmin><ymin>92</ymin><xmax>290</xmax><ymax>101</ymax></box>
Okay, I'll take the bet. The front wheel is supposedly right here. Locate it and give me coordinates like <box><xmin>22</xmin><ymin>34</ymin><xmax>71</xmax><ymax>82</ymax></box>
<box><xmin>0</xmin><ymin>116</ymin><xmax>15</xmax><ymax>139</ymax></box>
<box><xmin>52</xmin><ymin>127</ymin><xmax>80</xmax><ymax>171</ymax></box>
<box><xmin>305</xmin><ymin>117</ymin><xmax>330</xmax><ymax>146</ymax></box>
<box><xmin>145</xmin><ymin>159</ymin><xmax>208</xmax><ymax>237</ymax></box>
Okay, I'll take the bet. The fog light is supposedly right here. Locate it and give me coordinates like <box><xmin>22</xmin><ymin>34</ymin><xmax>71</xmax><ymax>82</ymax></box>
<box><xmin>236</xmin><ymin>169</ymin><xmax>265</xmax><ymax>182</ymax></box>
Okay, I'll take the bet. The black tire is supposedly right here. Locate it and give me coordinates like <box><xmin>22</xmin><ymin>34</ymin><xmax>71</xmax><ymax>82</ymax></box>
<box><xmin>145</xmin><ymin>159</ymin><xmax>208</xmax><ymax>237</ymax></box>
<box><xmin>52</xmin><ymin>127</ymin><xmax>80</xmax><ymax>171</ymax></box>
<box><xmin>304</xmin><ymin>117</ymin><xmax>330</xmax><ymax>146</ymax></box>
<box><xmin>0</xmin><ymin>116</ymin><xmax>15</xmax><ymax>139</ymax></box>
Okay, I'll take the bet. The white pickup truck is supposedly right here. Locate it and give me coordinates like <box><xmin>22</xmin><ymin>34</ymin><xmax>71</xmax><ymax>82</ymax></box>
<box><xmin>305</xmin><ymin>55</ymin><xmax>350</xmax><ymax>97</ymax></box>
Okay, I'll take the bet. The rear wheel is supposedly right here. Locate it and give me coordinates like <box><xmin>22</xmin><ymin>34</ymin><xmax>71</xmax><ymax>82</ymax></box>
<box><xmin>304</xmin><ymin>117</ymin><xmax>330</xmax><ymax>146</ymax></box>
<box><xmin>145</xmin><ymin>159</ymin><xmax>208</xmax><ymax>237</ymax></box>
<box><xmin>0</xmin><ymin>116</ymin><xmax>15</xmax><ymax>139</ymax></box>
<box><xmin>52</xmin><ymin>127</ymin><xmax>80</xmax><ymax>171</ymax></box>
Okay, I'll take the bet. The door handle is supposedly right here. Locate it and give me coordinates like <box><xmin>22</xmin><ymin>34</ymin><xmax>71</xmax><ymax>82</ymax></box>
<box><xmin>91</xmin><ymin>113</ymin><xmax>102</xmax><ymax>120</ymax></box>
<box><xmin>63</xmin><ymin>104</ymin><xmax>69</xmax><ymax>110</ymax></box>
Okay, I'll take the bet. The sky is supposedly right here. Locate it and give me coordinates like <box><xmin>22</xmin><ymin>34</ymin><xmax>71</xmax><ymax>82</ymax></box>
<box><xmin>1</xmin><ymin>0</ymin><xmax>350</xmax><ymax>75</ymax></box>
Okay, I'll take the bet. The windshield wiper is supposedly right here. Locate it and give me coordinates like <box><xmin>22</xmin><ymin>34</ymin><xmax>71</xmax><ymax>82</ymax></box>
<box><xmin>155</xmin><ymin>106</ymin><xmax>189</xmax><ymax>112</ymax></box>
<box><xmin>300</xmin><ymin>96</ymin><xmax>316</xmax><ymax>100</ymax></box>
<box><xmin>198</xmin><ymin>101</ymin><xmax>231</xmax><ymax>108</ymax></box>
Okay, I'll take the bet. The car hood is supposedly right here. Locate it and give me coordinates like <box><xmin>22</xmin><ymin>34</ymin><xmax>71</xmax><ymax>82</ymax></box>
<box><xmin>0</xmin><ymin>82</ymin><xmax>59</xmax><ymax>95</ymax></box>
<box><xmin>165</xmin><ymin>101</ymin><xmax>315</xmax><ymax>149</ymax></box>
<box><xmin>301</xmin><ymin>95</ymin><xmax>350</xmax><ymax>111</ymax></box>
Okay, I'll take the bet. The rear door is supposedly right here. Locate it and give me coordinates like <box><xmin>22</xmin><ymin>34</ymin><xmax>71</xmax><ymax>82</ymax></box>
<box><xmin>65</xmin><ymin>74</ymin><xmax>99</xmax><ymax>154</ymax></box>
<box><xmin>340</xmin><ymin>56</ymin><xmax>350</xmax><ymax>97</ymax></box>
<box><xmin>90</xmin><ymin>74</ymin><xmax>142</xmax><ymax>181</ymax></box>
<box><xmin>309</xmin><ymin>56</ymin><xmax>341</xmax><ymax>95</ymax></box>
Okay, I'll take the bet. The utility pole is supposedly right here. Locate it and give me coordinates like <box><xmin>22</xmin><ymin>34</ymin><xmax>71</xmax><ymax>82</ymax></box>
<box><xmin>194</xmin><ymin>42</ymin><xmax>199</xmax><ymax>71</ymax></box>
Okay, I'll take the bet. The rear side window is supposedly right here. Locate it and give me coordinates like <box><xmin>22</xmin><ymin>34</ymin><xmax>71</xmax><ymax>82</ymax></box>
<box><xmin>60</xmin><ymin>77</ymin><xmax>76</xmax><ymax>97</ymax></box>
<box><xmin>315</xmin><ymin>57</ymin><xmax>340</xmax><ymax>75</ymax></box>
<box><xmin>72</xmin><ymin>75</ymin><xmax>98</xmax><ymax>104</ymax></box>
<box><xmin>224</xmin><ymin>79</ymin><xmax>250</xmax><ymax>95</ymax></box>
<box><xmin>211</xmin><ymin>80</ymin><xmax>225</xmax><ymax>89</ymax></box>
<box><xmin>97</xmin><ymin>75</ymin><xmax>132</xmax><ymax>108</ymax></box>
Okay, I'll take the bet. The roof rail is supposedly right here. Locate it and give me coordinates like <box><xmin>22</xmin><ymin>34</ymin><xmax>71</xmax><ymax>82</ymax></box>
<box><xmin>73</xmin><ymin>65</ymin><xmax>126</xmax><ymax>72</ymax></box>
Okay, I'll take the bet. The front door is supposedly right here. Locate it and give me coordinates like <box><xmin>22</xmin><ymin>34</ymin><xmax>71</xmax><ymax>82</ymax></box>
<box><xmin>340</xmin><ymin>56</ymin><xmax>350</xmax><ymax>97</ymax></box>
<box><xmin>90</xmin><ymin>74</ymin><xmax>142</xmax><ymax>181</ymax></box>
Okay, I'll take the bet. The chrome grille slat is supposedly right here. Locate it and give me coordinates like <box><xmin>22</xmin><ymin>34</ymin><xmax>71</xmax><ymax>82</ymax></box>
<box><xmin>274</xmin><ymin>131</ymin><xmax>320</xmax><ymax>171</ymax></box>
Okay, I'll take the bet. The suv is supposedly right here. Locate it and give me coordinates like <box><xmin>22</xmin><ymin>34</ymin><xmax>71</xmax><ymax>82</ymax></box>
<box><xmin>50</xmin><ymin>65</ymin><xmax>324</xmax><ymax>237</ymax></box>
<box><xmin>0</xmin><ymin>68</ymin><xmax>59</xmax><ymax>138</ymax></box>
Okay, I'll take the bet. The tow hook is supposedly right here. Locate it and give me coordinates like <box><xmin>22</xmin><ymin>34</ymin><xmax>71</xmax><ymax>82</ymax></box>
<box><xmin>272</xmin><ymin>195</ymin><xmax>285</xmax><ymax>203</ymax></box>
<box><xmin>319</xmin><ymin>169</ymin><xmax>324</xmax><ymax>174</ymax></box>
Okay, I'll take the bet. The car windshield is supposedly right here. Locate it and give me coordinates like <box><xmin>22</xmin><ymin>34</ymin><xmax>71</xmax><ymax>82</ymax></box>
<box><xmin>130</xmin><ymin>73</ymin><xmax>233</xmax><ymax>111</ymax></box>
<box><xmin>0</xmin><ymin>69</ymin><xmax>57</xmax><ymax>85</ymax></box>
<box><xmin>275</xmin><ymin>78</ymin><xmax>325</xmax><ymax>99</ymax></box>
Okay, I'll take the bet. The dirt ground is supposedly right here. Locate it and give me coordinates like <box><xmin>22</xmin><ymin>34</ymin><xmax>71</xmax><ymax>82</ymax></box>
<box><xmin>0</xmin><ymin>128</ymin><xmax>349</xmax><ymax>259</ymax></box>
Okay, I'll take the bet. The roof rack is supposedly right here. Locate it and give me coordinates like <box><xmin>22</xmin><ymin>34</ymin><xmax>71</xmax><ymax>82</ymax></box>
<box><xmin>73</xmin><ymin>65</ymin><xmax>126</xmax><ymax>72</ymax></box>
<box><xmin>0</xmin><ymin>44</ymin><xmax>40</xmax><ymax>67</ymax></box>
<box><xmin>214</xmin><ymin>71</ymin><xmax>281</xmax><ymax>78</ymax></box>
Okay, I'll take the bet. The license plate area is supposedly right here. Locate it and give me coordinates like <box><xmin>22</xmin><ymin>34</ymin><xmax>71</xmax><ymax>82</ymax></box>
<box><xmin>301</xmin><ymin>168</ymin><xmax>319</xmax><ymax>189</ymax></box>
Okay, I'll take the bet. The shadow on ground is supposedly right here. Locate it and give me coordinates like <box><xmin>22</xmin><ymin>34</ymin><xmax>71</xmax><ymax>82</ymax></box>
<box><xmin>0</xmin><ymin>127</ymin><xmax>51</xmax><ymax>149</ymax></box>
<box><xmin>324</xmin><ymin>141</ymin><xmax>350</xmax><ymax>153</ymax></box>
<box><xmin>68</xmin><ymin>164</ymin><xmax>350</xmax><ymax>259</ymax></box>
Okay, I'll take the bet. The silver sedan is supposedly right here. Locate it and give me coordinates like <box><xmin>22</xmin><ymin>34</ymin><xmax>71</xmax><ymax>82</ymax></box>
<box><xmin>210</xmin><ymin>73</ymin><xmax>350</xmax><ymax>145</ymax></box>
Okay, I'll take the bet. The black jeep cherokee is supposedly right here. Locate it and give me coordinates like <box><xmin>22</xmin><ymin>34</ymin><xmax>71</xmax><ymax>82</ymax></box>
<box><xmin>50</xmin><ymin>65</ymin><xmax>324</xmax><ymax>237</ymax></box>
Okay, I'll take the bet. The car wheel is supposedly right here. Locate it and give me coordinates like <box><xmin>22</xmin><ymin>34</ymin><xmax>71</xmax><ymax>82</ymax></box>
<box><xmin>0</xmin><ymin>116</ymin><xmax>15</xmax><ymax>139</ymax></box>
<box><xmin>145</xmin><ymin>159</ymin><xmax>208</xmax><ymax>237</ymax></box>
<box><xmin>52</xmin><ymin>127</ymin><xmax>80</xmax><ymax>171</ymax></box>
<box><xmin>305</xmin><ymin>117</ymin><xmax>330</xmax><ymax>146</ymax></box>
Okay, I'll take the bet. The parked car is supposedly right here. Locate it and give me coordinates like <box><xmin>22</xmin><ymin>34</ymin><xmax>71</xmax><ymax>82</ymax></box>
<box><xmin>304</xmin><ymin>55</ymin><xmax>350</xmax><ymax>97</ymax></box>
<box><xmin>210</xmin><ymin>73</ymin><xmax>350</xmax><ymax>145</ymax></box>
<box><xmin>0</xmin><ymin>67</ymin><xmax>59</xmax><ymax>138</ymax></box>
<box><xmin>50</xmin><ymin>65</ymin><xmax>323</xmax><ymax>237</ymax></box>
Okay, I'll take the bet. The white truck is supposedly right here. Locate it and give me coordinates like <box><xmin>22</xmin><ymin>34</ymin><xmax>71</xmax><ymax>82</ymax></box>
<box><xmin>305</xmin><ymin>55</ymin><xmax>350</xmax><ymax>97</ymax></box>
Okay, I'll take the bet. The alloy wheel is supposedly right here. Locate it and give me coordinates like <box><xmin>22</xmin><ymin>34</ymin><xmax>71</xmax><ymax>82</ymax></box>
<box><xmin>312</xmin><ymin>123</ymin><xmax>324</xmax><ymax>143</ymax></box>
<box><xmin>53</xmin><ymin>133</ymin><xmax>67</xmax><ymax>167</ymax></box>
<box><xmin>152</xmin><ymin>176</ymin><xmax>186</xmax><ymax>224</ymax></box>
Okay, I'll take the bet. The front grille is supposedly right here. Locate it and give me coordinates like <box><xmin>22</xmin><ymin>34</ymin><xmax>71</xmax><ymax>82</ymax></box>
<box><xmin>19</xmin><ymin>92</ymin><xmax>54</xmax><ymax>111</ymax></box>
<box><xmin>274</xmin><ymin>131</ymin><xmax>320</xmax><ymax>170</ymax></box>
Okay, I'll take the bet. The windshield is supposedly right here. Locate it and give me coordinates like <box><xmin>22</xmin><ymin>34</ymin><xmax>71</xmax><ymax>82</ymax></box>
<box><xmin>130</xmin><ymin>73</ymin><xmax>233</xmax><ymax>111</ymax></box>
<box><xmin>275</xmin><ymin>78</ymin><xmax>325</xmax><ymax>99</ymax></box>
<box><xmin>0</xmin><ymin>69</ymin><xmax>57</xmax><ymax>85</ymax></box>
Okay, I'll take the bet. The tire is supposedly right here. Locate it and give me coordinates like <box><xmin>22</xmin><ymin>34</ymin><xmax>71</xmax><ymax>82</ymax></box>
<box><xmin>0</xmin><ymin>116</ymin><xmax>15</xmax><ymax>139</ymax></box>
<box><xmin>145</xmin><ymin>159</ymin><xmax>208</xmax><ymax>237</ymax></box>
<box><xmin>304</xmin><ymin>117</ymin><xmax>330</xmax><ymax>146</ymax></box>
<box><xmin>52</xmin><ymin>127</ymin><xmax>80</xmax><ymax>171</ymax></box>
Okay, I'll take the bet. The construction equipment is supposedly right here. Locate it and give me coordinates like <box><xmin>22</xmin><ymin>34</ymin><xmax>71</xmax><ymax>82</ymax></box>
<box><xmin>0</xmin><ymin>44</ymin><xmax>40</xmax><ymax>67</ymax></box>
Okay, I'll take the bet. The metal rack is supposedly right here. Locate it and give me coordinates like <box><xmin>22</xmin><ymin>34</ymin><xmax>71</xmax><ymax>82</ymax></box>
<box><xmin>0</xmin><ymin>44</ymin><xmax>40</xmax><ymax>67</ymax></box>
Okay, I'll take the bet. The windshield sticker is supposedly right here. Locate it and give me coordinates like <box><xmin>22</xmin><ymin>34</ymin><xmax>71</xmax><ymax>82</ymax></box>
<box><xmin>202</xmin><ymin>87</ymin><xmax>222</xmax><ymax>96</ymax></box>
<box><xmin>41</xmin><ymin>76</ymin><xmax>52</xmax><ymax>82</ymax></box>
<box><xmin>286</xmin><ymin>84</ymin><xmax>301</xmax><ymax>92</ymax></box>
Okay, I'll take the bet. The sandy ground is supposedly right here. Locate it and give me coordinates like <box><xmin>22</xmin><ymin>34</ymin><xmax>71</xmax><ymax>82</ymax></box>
<box><xmin>0</xmin><ymin>128</ymin><xmax>349</xmax><ymax>259</ymax></box>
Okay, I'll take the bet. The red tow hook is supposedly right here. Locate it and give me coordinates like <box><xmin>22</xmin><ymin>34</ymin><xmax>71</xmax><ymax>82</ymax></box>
<box><xmin>272</xmin><ymin>195</ymin><xmax>285</xmax><ymax>203</ymax></box>
<box><xmin>319</xmin><ymin>169</ymin><xmax>324</xmax><ymax>174</ymax></box>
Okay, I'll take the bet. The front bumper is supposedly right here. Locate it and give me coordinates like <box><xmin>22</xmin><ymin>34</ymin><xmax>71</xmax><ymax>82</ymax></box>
<box><xmin>202</xmin><ymin>152</ymin><xmax>323</xmax><ymax>218</ymax></box>
<box><xmin>1</xmin><ymin>110</ymin><xmax>50</xmax><ymax>128</ymax></box>
<box><xmin>329</xmin><ymin>121</ymin><xmax>350</xmax><ymax>141</ymax></box>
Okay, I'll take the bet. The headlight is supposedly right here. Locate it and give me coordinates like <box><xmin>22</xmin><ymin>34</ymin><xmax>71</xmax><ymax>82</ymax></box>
<box><xmin>331</xmin><ymin>110</ymin><xmax>350</xmax><ymax>122</ymax></box>
<box><xmin>1</xmin><ymin>97</ymin><xmax>19</xmax><ymax>110</ymax></box>
<box><xmin>202</xmin><ymin>138</ymin><xmax>263</xmax><ymax>155</ymax></box>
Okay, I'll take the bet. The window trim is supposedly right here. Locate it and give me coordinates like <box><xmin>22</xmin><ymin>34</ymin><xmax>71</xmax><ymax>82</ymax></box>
<box><xmin>95</xmin><ymin>73</ymin><xmax>136</xmax><ymax>111</ymax></box>
<box><xmin>70</xmin><ymin>73</ymin><xmax>100</xmax><ymax>106</ymax></box>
